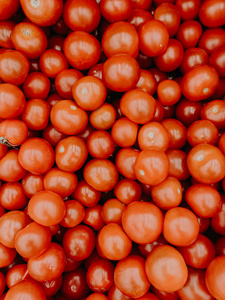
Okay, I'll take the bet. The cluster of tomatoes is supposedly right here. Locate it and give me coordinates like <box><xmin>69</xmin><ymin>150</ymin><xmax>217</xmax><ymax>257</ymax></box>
<box><xmin>0</xmin><ymin>0</ymin><xmax>225</xmax><ymax>299</ymax></box>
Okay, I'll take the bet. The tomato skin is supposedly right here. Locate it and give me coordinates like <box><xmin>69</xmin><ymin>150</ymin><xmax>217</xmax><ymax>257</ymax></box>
<box><xmin>134</xmin><ymin>149</ymin><xmax>169</xmax><ymax>186</ymax></box>
<box><xmin>127</xmin><ymin>9</ymin><xmax>153</xmax><ymax>30</ymax></box>
<box><xmin>98</xmin><ymin>223</ymin><xmax>132</xmax><ymax>260</ymax></box>
<box><xmin>4</xmin><ymin>279</ymin><xmax>46</xmax><ymax>300</ymax></box>
<box><xmin>187</xmin><ymin>144</ymin><xmax>225</xmax><ymax>184</ymax></box>
<box><xmin>145</xmin><ymin>245</ymin><xmax>188</xmax><ymax>293</ymax></box>
<box><xmin>42</xmin><ymin>124</ymin><xmax>67</xmax><ymax>148</ymax></box>
<box><xmin>114</xmin><ymin>255</ymin><xmax>150</xmax><ymax>298</ymax></box>
<box><xmin>102</xmin><ymin>21</ymin><xmax>139</xmax><ymax>58</ymax></box>
<box><xmin>139</xmin><ymin>20</ymin><xmax>169</xmax><ymax>57</ymax></box>
<box><xmin>63</xmin><ymin>31</ymin><xmax>101</xmax><ymax>70</ymax></box>
<box><xmin>21</xmin><ymin>173</ymin><xmax>44</xmax><ymax>199</ymax></box>
<box><xmin>63</xmin><ymin>0</ymin><xmax>101</xmax><ymax>33</ymax></box>
<box><xmin>176</xmin><ymin>20</ymin><xmax>202</xmax><ymax>50</ymax></box>
<box><xmin>114</xmin><ymin>179</ymin><xmax>142</xmax><ymax>205</ymax></box>
<box><xmin>177</xmin><ymin>267</ymin><xmax>214</xmax><ymax>300</ymax></box>
<box><xmin>199</xmin><ymin>0</ymin><xmax>225</xmax><ymax>28</ymax></box>
<box><xmin>0</xmin><ymin>21</ymin><xmax>15</xmax><ymax>48</ymax></box>
<box><xmin>0</xmin><ymin>119</ymin><xmax>28</xmax><ymax>146</ymax></box>
<box><xmin>0</xmin><ymin>182</ymin><xmax>28</xmax><ymax>210</ymax></box>
<box><xmin>63</xmin><ymin>225</ymin><xmax>95</xmax><ymax>261</ymax></box>
<box><xmin>181</xmin><ymin>65</ymin><xmax>219</xmax><ymax>101</ymax></box>
<box><xmin>103</xmin><ymin>54</ymin><xmax>140</xmax><ymax>92</ymax></box>
<box><xmin>15</xmin><ymin>221</ymin><xmax>51</xmax><ymax>259</ymax></box>
<box><xmin>115</xmin><ymin>148</ymin><xmax>139</xmax><ymax>180</ymax></box>
<box><xmin>84</xmin><ymin>159</ymin><xmax>119</xmax><ymax>192</ymax></box>
<box><xmin>198</xmin><ymin>27</ymin><xmax>225</xmax><ymax>55</ymax></box>
<box><xmin>175</xmin><ymin>0</ymin><xmax>201</xmax><ymax>20</ymax></box>
<box><xmin>205</xmin><ymin>256</ymin><xmax>225</xmax><ymax>300</ymax></box>
<box><xmin>20</xmin><ymin>0</ymin><xmax>63</xmax><ymax>27</ymax></box>
<box><xmin>23</xmin><ymin>72</ymin><xmax>50</xmax><ymax>100</ymax></box>
<box><xmin>180</xmin><ymin>47</ymin><xmax>209</xmax><ymax>74</ymax></box>
<box><xmin>28</xmin><ymin>190</ymin><xmax>66</xmax><ymax>227</ymax></box>
<box><xmin>0</xmin><ymin>0</ymin><xmax>19</xmax><ymax>21</ymax></box>
<box><xmin>27</xmin><ymin>242</ymin><xmax>66</xmax><ymax>282</ymax></box>
<box><xmin>18</xmin><ymin>138</ymin><xmax>54</xmax><ymax>175</ymax></box>
<box><xmin>100</xmin><ymin>0</ymin><xmax>132</xmax><ymax>23</ymax></box>
<box><xmin>60</xmin><ymin>200</ymin><xmax>85</xmax><ymax>228</ymax></box>
<box><xmin>201</xmin><ymin>99</ymin><xmax>225</xmax><ymax>130</ymax></box>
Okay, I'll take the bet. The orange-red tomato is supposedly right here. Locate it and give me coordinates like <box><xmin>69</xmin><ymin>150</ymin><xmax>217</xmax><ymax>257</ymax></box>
<box><xmin>101</xmin><ymin>199</ymin><xmax>125</xmax><ymax>225</ymax></box>
<box><xmin>0</xmin><ymin>182</ymin><xmax>28</xmax><ymax>210</ymax></box>
<box><xmin>23</xmin><ymin>72</ymin><xmax>50</xmax><ymax>99</ymax></box>
<box><xmin>0</xmin><ymin>119</ymin><xmax>28</xmax><ymax>146</ymax></box>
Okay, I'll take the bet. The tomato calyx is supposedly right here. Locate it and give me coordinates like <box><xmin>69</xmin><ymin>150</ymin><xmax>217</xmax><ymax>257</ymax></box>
<box><xmin>0</xmin><ymin>136</ymin><xmax>19</xmax><ymax>149</ymax></box>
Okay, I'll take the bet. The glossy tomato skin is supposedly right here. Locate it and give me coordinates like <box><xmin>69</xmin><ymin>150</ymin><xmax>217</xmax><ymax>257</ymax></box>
<box><xmin>72</xmin><ymin>180</ymin><xmax>101</xmax><ymax>208</ymax></box>
<box><xmin>181</xmin><ymin>65</ymin><xmax>219</xmax><ymax>101</ymax></box>
<box><xmin>176</xmin><ymin>20</ymin><xmax>202</xmax><ymax>50</ymax></box>
<box><xmin>127</xmin><ymin>9</ymin><xmax>153</xmax><ymax>30</ymax></box>
<box><xmin>180</xmin><ymin>47</ymin><xmax>209</xmax><ymax>74</ymax></box>
<box><xmin>100</xmin><ymin>0</ymin><xmax>132</xmax><ymax>23</ymax></box>
<box><xmin>0</xmin><ymin>182</ymin><xmax>28</xmax><ymax>210</ymax></box>
<box><xmin>209</xmin><ymin>45</ymin><xmax>225</xmax><ymax>76</ymax></box>
<box><xmin>175</xmin><ymin>0</ymin><xmax>201</xmax><ymax>20</ymax></box>
<box><xmin>23</xmin><ymin>72</ymin><xmax>50</xmax><ymax>99</ymax></box>
<box><xmin>114</xmin><ymin>179</ymin><xmax>142</xmax><ymax>205</ymax></box>
<box><xmin>114</xmin><ymin>255</ymin><xmax>150</xmax><ymax>298</ymax></box>
<box><xmin>199</xmin><ymin>0</ymin><xmax>225</xmax><ymax>28</ymax></box>
<box><xmin>60</xmin><ymin>200</ymin><xmax>85</xmax><ymax>228</ymax></box>
<box><xmin>115</xmin><ymin>148</ymin><xmax>139</xmax><ymax>180</ymax></box>
<box><xmin>21</xmin><ymin>173</ymin><xmax>44</xmax><ymax>198</ymax></box>
<box><xmin>63</xmin><ymin>31</ymin><xmax>101</xmax><ymax>70</ymax></box>
<box><xmin>187</xmin><ymin>144</ymin><xmax>225</xmax><ymax>184</ymax></box>
<box><xmin>198</xmin><ymin>27</ymin><xmax>225</xmax><ymax>55</ymax></box>
<box><xmin>0</xmin><ymin>119</ymin><xmax>28</xmax><ymax>146</ymax></box>
<box><xmin>145</xmin><ymin>245</ymin><xmax>188</xmax><ymax>293</ymax></box>
<box><xmin>200</xmin><ymin>99</ymin><xmax>225</xmax><ymax>130</ymax></box>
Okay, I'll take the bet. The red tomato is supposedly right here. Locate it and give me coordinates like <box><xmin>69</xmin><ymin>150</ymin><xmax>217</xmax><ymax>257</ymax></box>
<box><xmin>0</xmin><ymin>243</ymin><xmax>16</xmax><ymax>268</ymax></box>
<box><xmin>63</xmin><ymin>0</ymin><xmax>101</xmax><ymax>33</ymax></box>
<box><xmin>157</xmin><ymin>80</ymin><xmax>181</xmax><ymax>106</ymax></box>
<box><xmin>83</xmin><ymin>204</ymin><xmax>105</xmax><ymax>231</ymax></box>
<box><xmin>102</xmin><ymin>54</ymin><xmax>140</xmax><ymax>92</ymax></box>
<box><xmin>100</xmin><ymin>0</ymin><xmax>132</xmax><ymax>23</ymax></box>
<box><xmin>0</xmin><ymin>119</ymin><xmax>28</xmax><ymax>146</ymax></box>
<box><xmin>136</xmin><ymin>69</ymin><xmax>157</xmax><ymax>95</ymax></box>
<box><xmin>60</xmin><ymin>200</ymin><xmax>85</xmax><ymax>228</ymax></box>
<box><xmin>101</xmin><ymin>199</ymin><xmax>125</xmax><ymax>225</ymax></box>
<box><xmin>23</xmin><ymin>72</ymin><xmax>50</xmax><ymax>99</ymax></box>
<box><xmin>198</xmin><ymin>27</ymin><xmax>225</xmax><ymax>55</ymax></box>
<box><xmin>115</xmin><ymin>148</ymin><xmax>140</xmax><ymax>180</ymax></box>
<box><xmin>175</xmin><ymin>98</ymin><xmax>203</xmax><ymax>126</ymax></box>
<box><xmin>0</xmin><ymin>21</ymin><xmax>15</xmax><ymax>48</ymax></box>
<box><xmin>209</xmin><ymin>45</ymin><xmax>225</xmax><ymax>76</ymax></box>
<box><xmin>122</xmin><ymin>201</ymin><xmax>164</xmax><ymax>244</ymax></box>
<box><xmin>21</xmin><ymin>173</ymin><xmax>44</xmax><ymax>199</ymax></box>
<box><xmin>0</xmin><ymin>182</ymin><xmax>28</xmax><ymax>210</ymax></box>
<box><xmin>175</xmin><ymin>0</ymin><xmax>201</xmax><ymax>20</ymax></box>
<box><xmin>6</xmin><ymin>264</ymin><xmax>29</xmax><ymax>288</ymax></box>
<box><xmin>28</xmin><ymin>190</ymin><xmax>66</xmax><ymax>226</ymax></box>
<box><xmin>114</xmin><ymin>179</ymin><xmax>142</xmax><ymax>205</ymax></box>
<box><xmin>63</xmin><ymin>31</ymin><xmax>101</xmax><ymax>70</ymax></box>
<box><xmin>15</xmin><ymin>221</ymin><xmax>51</xmax><ymax>259</ymax></box>
<box><xmin>72</xmin><ymin>180</ymin><xmax>101</xmax><ymax>208</ymax></box>
<box><xmin>163</xmin><ymin>207</ymin><xmax>199</xmax><ymax>247</ymax></box>
<box><xmin>127</xmin><ymin>9</ymin><xmax>153</xmax><ymax>30</ymax></box>
<box><xmin>200</xmin><ymin>99</ymin><xmax>225</xmax><ymax>130</ymax></box>
<box><xmin>114</xmin><ymin>255</ymin><xmax>150</xmax><ymax>298</ymax></box>
<box><xmin>89</xmin><ymin>103</ymin><xmax>117</xmax><ymax>130</ymax></box>
<box><xmin>180</xmin><ymin>47</ymin><xmax>209</xmax><ymax>74</ymax></box>
<box><xmin>176</xmin><ymin>20</ymin><xmax>202</xmax><ymax>50</ymax></box>
<box><xmin>199</xmin><ymin>0</ymin><xmax>225</xmax><ymax>27</ymax></box>
<box><xmin>145</xmin><ymin>245</ymin><xmax>188</xmax><ymax>293</ymax></box>
<box><xmin>0</xmin><ymin>0</ymin><xmax>19</xmax><ymax>20</ymax></box>
<box><xmin>87</xmin><ymin>130</ymin><xmax>115</xmax><ymax>159</ymax></box>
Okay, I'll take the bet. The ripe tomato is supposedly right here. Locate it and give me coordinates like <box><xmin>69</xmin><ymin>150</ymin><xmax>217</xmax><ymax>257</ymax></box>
<box><xmin>87</xmin><ymin>130</ymin><xmax>115</xmax><ymax>159</ymax></box>
<box><xmin>0</xmin><ymin>120</ymin><xmax>28</xmax><ymax>146</ymax></box>
<box><xmin>180</xmin><ymin>47</ymin><xmax>209</xmax><ymax>74</ymax></box>
<box><xmin>42</xmin><ymin>124</ymin><xmax>67</xmax><ymax>148</ymax></box>
<box><xmin>18</xmin><ymin>138</ymin><xmax>54</xmax><ymax>175</ymax></box>
<box><xmin>157</xmin><ymin>80</ymin><xmax>181</xmax><ymax>106</ymax></box>
<box><xmin>28</xmin><ymin>190</ymin><xmax>66</xmax><ymax>226</ymax></box>
<box><xmin>83</xmin><ymin>204</ymin><xmax>105</xmax><ymax>231</ymax></box>
<box><xmin>63</xmin><ymin>0</ymin><xmax>101</xmax><ymax>33</ymax></box>
<box><xmin>114</xmin><ymin>255</ymin><xmax>150</xmax><ymax>298</ymax></box>
<box><xmin>198</xmin><ymin>27</ymin><xmax>225</xmax><ymax>55</ymax></box>
<box><xmin>5</xmin><ymin>264</ymin><xmax>28</xmax><ymax>288</ymax></box>
<box><xmin>200</xmin><ymin>99</ymin><xmax>225</xmax><ymax>130</ymax></box>
<box><xmin>102</xmin><ymin>21</ymin><xmax>139</xmax><ymax>58</ymax></box>
<box><xmin>0</xmin><ymin>0</ymin><xmax>19</xmax><ymax>20</ymax></box>
<box><xmin>209</xmin><ymin>45</ymin><xmax>225</xmax><ymax>76</ymax></box>
<box><xmin>199</xmin><ymin>0</ymin><xmax>225</xmax><ymax>28</ymax></box>
<box><xmin>134</xmin><ymin>149</ymin><xmax>169</xmax><ymax>185</ymax></box>
<box><xmin>23</xmin><ymin>72</ymin><xmax>50</xmax><ymax>99</ymax></box>
<box><xmin>0</xmin><ymin>242</ymin><xmax>16</xmax><ymax>268</ymax></box>
<box><xmin>176</xmin><ymin>0</ymin><xmax>201</xmax><ymax>20</ymax></box>
<box><xmin>114</xmin><ymin>179</ymin><xmax>142</xmax><ymax>205</ymax></box>
<box><xmin>0</xmin><ymin>182</ymin><xmax>28</xmax><ymax>210</ymax></box>
<box><xmin>145</xmin><ymin>245</ymin><xmax>188</xmax><ymax>293</ymax></box>
<box><xmin>127</xmin><ymin>9</ymin><xmax>153</xmax><ymax>30</ymax></box>
<box><xmin>60</xmin><ymin>200</ymin><xmax>85</xmax><ymax>228</ymax></box>
<box><xmin>101</xmin><ymin>199</ymin><xmax>125</xmax><ymax>225</ymax></box>
<box><xmin>0</xmin><ymin>21</ymin><xmax>15</xmax><ymax>48</ymax></box>
<box><xmin>139</xmin><ymin>20</ymin><xmax>169</xmax><ymax>57</ymax></box>
<box><xmin>63</xmin><ymin>31</ymin><xmax>101</xmax><ymax>70</ymax></box>
<box><xmin>11</xmin><ymin>22</ymin><xmax>47</xmax><ymax>59</ymax></box>
<box><xmin>20</xmin><ymin>0</ymin><xmax>63</xmax><ymax>27</ymax></box>
<box><xmin>136</xmin><ymin>69</ymin><xmax>157</xmax><ymax>95</ymax></box>
<box><xmin>187</xmin><ymin>144</ymin><xmax>225</xmax><ymax>184</ymax></box>
<box><xmin>100</xmin><ymin>0</ymin><xmax>132</xmax><ymax>23</ymax></box>
<box><xmin>89</xmin><ymin>103</ymin><xmax>117</xmax><ymax>130</ymax></box>
<box><xmin>176</xmin><ymin>20</ymin><xmax>202</xmax><ymax>50</ymax></box>
<box><xmin>102</xmin><ymin>54</ymin><xmax>140</xmax><ymax>92</ymax></box>
<box><xmin>15</xmin><ymin>221</ymin><xmax>51</xmax><ymax>259</ymax></box>
<box><xmin>115</xmin><ymin>148</ymin><xmax>139</xmax><ymax>180</ymax></box>
<box><xmin>21</xmin><ymin>173</ymin><xmax>44</xmax><ymax>198</ymax></box>
<box><xmin>0</xmin><ymin>83</ymin><xmax>26</xmax><ymax>119</ymax></box>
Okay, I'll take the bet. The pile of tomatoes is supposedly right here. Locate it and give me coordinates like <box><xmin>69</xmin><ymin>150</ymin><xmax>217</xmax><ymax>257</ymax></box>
<box><xmin>0</xmin><ymin>0</ymin><xmax>225</xmax><ymax>299</ymax></box>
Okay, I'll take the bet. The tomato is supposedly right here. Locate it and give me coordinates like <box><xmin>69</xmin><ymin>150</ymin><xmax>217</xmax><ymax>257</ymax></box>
<box><xmin>0</xmin><ymin>182</ymin><xmax>28</xmax><ymax>210</ymax></box>
<box><xmin>55</xmin><ymin>69</ymin><xmax>83</xmax><ymax>99</ymax></box>
<box><xmin>154</xmin><ymin>39</ymin><xmax>184</xmax><ymax>72</ymax></box>
<box><xmin>127</xmin><ymin>9</ymin><xmax>153</xmax><ymax>30</ymax></box>
<box><xmin>211</xmin><ymin>194</ymin><xmax>225</xmax><ymax>235</ymax></box>
<box><xmin>22</xmin><ymin>98</ymin><xmax>50</xmax><ymax>131</ymax></box>
<box><xmin>198</xmin><ymin>27</ymin><xmax>225</xmax><ymax>55</ymax></box>
<box><xmin>157</xmin><ymin>80</ymin><xmax>181</xmax><ymax>106</ymax></box>
<box><xmin>103</xmin><ymin>54</ymin><xmax>140</xmax><ymax>92</ymax></box>
<box><xmin>89</xmin><ymin>103</ymin><xmax>117</xmax><ymax>130</ymax></box>
<box><xmin>205</xmin><ymin>256</ymin><xmax>225</xmax><ymax>300</ymax></box>
<box><xmin>132</xmin><ymin>0</ymin><xmax>152</xmax><ymax>10</ymax></box>
<box><xmin>0</xmin><ymin>150</ymin><xmax>26</xmax><ymax>183</ymax></box>
<box><xmin>20</xmin><ymin>0</ymin><xmax>63</xmax><ymax>27</ymax></box>
<box><xmin>102</xmin><ymin>21</ymin><xmax>139</xmax><ymax>58</ymax></box>
<box><xmin>101</xmin><ymin>199</ymin><xmax>125</xmax><ymax>225</ymax></box>
<box><xmin>136</xmin><ymin>69</ymin><xmax>157</xmax><ymax>95</ymax></box>
<box><xmin>43</xmin><ymin>167</ymin><xmax>78</xmax><ymax>198</ymax></box>
<box><xmin>176</xmin><ymin>20</ymin><xmax>202</xmax><ymax>50</ymax></box>
<box><xmin>185</xmin><ymin>184</ymin><xmax>221</xmax><ymax>218</ymax></box>
<box><xmin>63</xmin><ymin>0</ymin><xmax>101</xmax><ymax>33</ymax></box>
<box><xmin>6</xmin><ymin>264</ymin><xmax>29</xmax><ymax>288</ymax></box>
<box><xmin>138</xmin><ymin>235</ymin><xmax>168</xmax><ymax>258</ymax></box>
<box><xmin>180</xmin><ymin>47</ymin><xmax>209</xmax><ymax>74</ymax></box>
<box><xmin>27</xmin><ymin>242</ymin><xmax>65</xmax><ymax>282</ymax></box>
<box><xmin>15</xmin><ymin>221</ymin><xmax>51</xmax><ymax>259</ymax></box>
<box><xmin>163</xmin><ymin>207</ymin><xmax>199</xmax><ymax>246</ymax></box>
<box><xmin>0</xmin><ymin>119</ymin><xmax>28</xmax><ymax>146</ymax></box>
<box><xmin>134</xmin><ymin>149</ymin><xmax>169</xmax><ymax>185</ymax></box>
<box><xmin>215</xmin><ymin>237</ymin><xmax>225</xmax><ymax>256</ymax></box>
<box><xmin>177</xmin><ymin>234</ymin><xmax>215</xmax><ymax>269</ymax></box>
<box><xmin>187</xmin><ymin>144</ymin><xmax>225</xmax><ymax>184</ymax></box>
<box><xmin>55</xmin><ymin>136</ymin><xmax>88</xmax><ymax>172</ymax></box>
<box><xmin>41</xmin><ymin>276</ymin><xmax>62</xmax><ymax>297</ymax></box>
<box><xmin>0</xmin><ymin>272</ymin><xmax>5</xmax><ymax>296</ymax></box>
<box><xmin>149</xmin><ymin>67</ymin><xmax>167</xmax><ymax>84</ymax></box>
<box><xmin>0</xmin><ymin>21</ymin><xmax>15</xmax><ymax>48</ymax></box>
<box><xmin>175</xmin><ymin>98</ymin><xmax>203</xmax><ymax>125</ymax></box>
<box><xmin>201</xmin><ymin>99</ymin><xmax>225</xmax><ymax>130</ymax></box>
<box><xmin>84</xmin><ymin>159</ymin><xmax>118</xmax><ymax>192</ymax></box>
<box><xmin>138</xmin><ymin>20</ymin><xmax>169</xmax><ymax>57</ymax></box>
<box><xmin>108</xmin><ymin>284</ymin><xmax>132</xmax><ymax>300</ymax></box>
<box><xmin>187</xmin><ymin>120</ymin><xmax>219</xmax><ymax>147</ymax></box>
<box><xmin>18</xmin><ymin>138</ymin><xmax>54</xmax><ymax>175</ymax></box>
<box><xmin>175</xmin><ymin>0</ymin><xmax>201</xmax><ymax>20</ymax></box>
<box><xmin>0</xmin><ymin>242</ymin><xmax>16</xmax><ymax>268</ymax></box>
<box><xmin>115</xmin><ymin>148</ymin><xmax>139</xmax><ymax>180</ymax></box>
<box><xmin>122</xmin><ymin>201</ymin><xmax>163</xmax><ymax>244</ymax></box>
<box><xmin>100</xmin><ymin>0</ymin><xmax>132</xmax><ymax>23</ymax></box>
<box><xmin>28</xmin><ymin>190</ymin><xmax>66</xmax><ymax>226</ymax></box>
<box><xmin>72</xmin><ymin>76</ymin><xmax>106</xmax><ymax>111</ymax></box>
<box><xmin>83</xmin><ymin>204</ymin><xmax>105</xmax><ymax>231</ymax></box>
<box><xmin>87</xmin><ymin>130</ymin><xmax>115</xmax><ymax>159</ymax></box>
<box><xmin>21</xmin><ymin>173</ymin><xmax>44</xmax><ymax>198</ymax></box>
<box><xmin>177</xmin><ymin>267</ymin><xmax>214</xmax><ymax>300</ymax></box>
<box><xmin>63</xmin><ymin>31</ymin><xmax>101</xmax><ymax>70</ymax></box>
<box><xmin>114</xmin><ymin>179</ymin><xmax>142</xmax><ymax>205</ymax></box>
<box><xmin>154</xmin><ymin>3</ymin><xmax>180</xmax><ymax>37</ymax></box>
<box><xmin>60</xmin><ymin>200</ymin><xmax>85</xmax><ymax>228</ymax></box>
<box><xmin>60</xmin><ymin>267</ymin><xmax>90</xmax><ymax>299</ymax></box>
<box><xmin>145</xmin><ymin>245</ymin><xmax>188</xmax><ymax>293</ymax></box>
<box><xmin>181</xmin><ymin>65</ymin><xmax>219</xmax><ymax>101</ymax></box>
<box><xmin>86</xmin><ymin>259</ymin><xmax>114</xmax><ymax>292</ymax></box>
<box><xmin>114</xmin><ymin>255</ymin><xmax>150</xmax><ymax>298</ymax></box>
<box><xmin>63</xmin><ymin>225</ymin><xmax>95</xmax><ymax>261</ymax></box>
<box><xmin>42</xmin><ymin>124</ymin><xmax>67</xmax><ymax>148</ymax></box>
<box><xmin>199</xmin><ymin>0</ymin><xmax>225</xmax><ymax>27</ymax></box>
<box><xmin>0</xmin><ymin>0</ymin><xmax>19</xmax><ymax>20</ymax></box>
<box><xmin>11</xmin><ymin>22</ymin><xmax>47</xmax><ymax>59</ymax></box>
<box><xmin>23</xmin><ymin>72</ymin><xmax>50</xmax><ymax>100</ymax></box>
<box><xmin>5</xmin><ymin>279</ymin><xmax>46</xmax><ymax>300</ymax></box>
<box><xmin>161</xmin><ymin>119</ymin><xmax>187</xmax><ymax>149</ymax></box>
<box><xmin>50</xmin><ymin>100</ymin><xmax>88</xmax><ymax>135</ymax></box>
<box><xmin>48</xmin><ymin>34</ymin><xmax>65</xmax><ymax>52</ymax></box>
